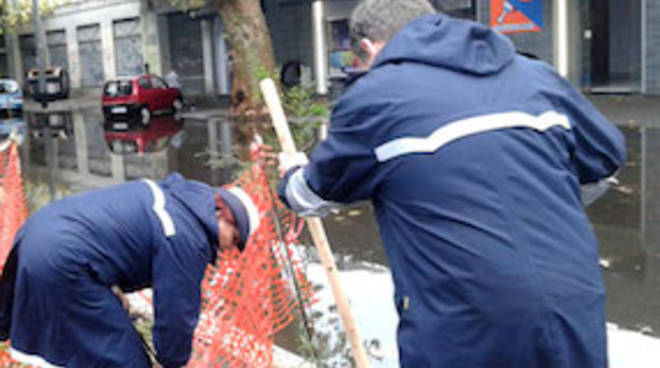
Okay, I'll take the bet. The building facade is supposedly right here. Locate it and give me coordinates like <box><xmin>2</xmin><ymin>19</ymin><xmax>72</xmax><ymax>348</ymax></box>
<box><xmin>2</xmin><ymin>0</ymin><xmax>658</xmax><ymax>96</ymax></box>
<box><xmin>2</xmin><ymin>0</ymin><xmax>232</xmax><ymax>96</ymax></box>
<box><xmin>265</xmin><ymin>0</ymin><xmax>659</xmax><ymax>96</ymax></box>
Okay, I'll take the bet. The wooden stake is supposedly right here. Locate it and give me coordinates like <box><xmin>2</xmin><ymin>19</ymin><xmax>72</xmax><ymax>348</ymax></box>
<box><xmin>260</xmin><ymin>78</ymin><xmax>371</xmax><ymax>368</ymax></box>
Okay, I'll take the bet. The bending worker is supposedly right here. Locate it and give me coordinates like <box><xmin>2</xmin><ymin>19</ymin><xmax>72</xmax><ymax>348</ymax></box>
<box><xmin>278</xmin><ymin>0</ymin><xmax>626</xmax><ymax>367</ymax></box>
<box><xmin>1</xmin><ymin>172</ymin><xmax>260</xmax><ymax>367</ymax></box>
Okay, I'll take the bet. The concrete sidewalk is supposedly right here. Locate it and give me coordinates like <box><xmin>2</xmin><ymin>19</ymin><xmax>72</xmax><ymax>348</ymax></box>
<box><xmin>588</xmin><ymin>94</ymin><xmax>660</xmax><ymax>128</ymax></box>
<box><xmin>21</xmin><ymin>90</ymin><xmax>660</xmax><ymax>128</ymax></box>
<box><xmin>24</xmin><ymin>91</ymin><xmax>101</xmax><ymax>113</ymax></box>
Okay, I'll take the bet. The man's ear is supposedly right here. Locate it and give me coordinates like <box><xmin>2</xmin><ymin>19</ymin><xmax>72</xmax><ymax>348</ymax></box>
<box><xmin>358</xmin><ymin>38</ymin><xmax>386</xmax><ymax>67</ymax></box>
<box><xmin>359</xmin><ymin>38</ymin><xmax>378</xmax><ymax>56</ymax></box>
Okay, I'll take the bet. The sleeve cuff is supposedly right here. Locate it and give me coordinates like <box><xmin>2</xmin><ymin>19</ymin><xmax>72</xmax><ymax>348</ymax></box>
<box><xmin>279</xmin><ymin>166</ymin><xmax>341</xmax><ymax>217</ymax></box>
<box><xmin>278</xmin><ymin>165</ymin><xmax>300</xmax><ymax>209</ymax></box>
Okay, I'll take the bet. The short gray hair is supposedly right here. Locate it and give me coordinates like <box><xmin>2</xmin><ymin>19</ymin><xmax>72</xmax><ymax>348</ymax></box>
<box><xmin>350</xmin><ymin>0</ymin><xmax>436</xmax><ymax>43</ymax></box>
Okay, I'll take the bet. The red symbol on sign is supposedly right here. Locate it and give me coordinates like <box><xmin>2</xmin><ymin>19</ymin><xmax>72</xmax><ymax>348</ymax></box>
<box><xmin>491</xmin><ymin>0</ymin><xmax>541</xmax><ymax>34</ymax></box>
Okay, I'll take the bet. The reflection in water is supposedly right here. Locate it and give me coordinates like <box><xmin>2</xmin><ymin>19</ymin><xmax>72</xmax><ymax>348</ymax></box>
<box><xmin>21</xmin><ymin>110</ymin><xmax>238</xmax><ymax>188</ymax></box>
<box><xmin>0</xmin><ymin>118</ymin><xmax>27</xmax><ymax>144</ymax></box>
<box><xmin>103</xmin><ymin>115</ymin><xmax>184</xmax><ymax>154</ymax></box>
<box><xmin>15</xmin><ymin>110</ymin><xmax>660</xmax><ymax>365</ymax></box>
<box><xmin>593</xmin><ymin>126</ymin><xmax>660</xmax><ymax>340</ymax></box>
<box><xmin>28</xmin><ymin>112</ymin><xmax>73</xmax><ymax>139</ymax></box>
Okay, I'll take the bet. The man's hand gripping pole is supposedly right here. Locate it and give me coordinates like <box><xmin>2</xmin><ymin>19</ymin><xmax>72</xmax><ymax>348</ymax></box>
<box><xmin>259</xmin><ymin>78</ymin><xmax>371</xmax><ymax>368</ymax></box>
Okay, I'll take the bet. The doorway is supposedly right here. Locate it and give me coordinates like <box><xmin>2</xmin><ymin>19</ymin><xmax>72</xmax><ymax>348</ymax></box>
<box><xmin>586</xmin><ymin>0</ymin><xmax>641</xmax><ymax>93</ymax></box>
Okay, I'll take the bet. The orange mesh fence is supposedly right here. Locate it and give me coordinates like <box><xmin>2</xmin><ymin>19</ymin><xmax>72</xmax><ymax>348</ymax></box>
<box><xmin>136</xmin><ymin>143</ymin><xmax>316</xmax><ymax>367</ymax></box>
<box><xmin>0</xmin><ymin>140</ymin><xmax>315</xmax><ymax>367</ymax></box>
<box><xmin>186</xmin><ymin>143</ymin><xmax>315</xmax><ymax>367</ymax></box>
<box><xmin>1</xmin><ymin>141</ymin><xmax>28</xmax><ymax>366</ymax></box>
<box><xmin>0</xmin><ymin>142</ymin><xmax>27</xmax><ymax>267</ymax></box>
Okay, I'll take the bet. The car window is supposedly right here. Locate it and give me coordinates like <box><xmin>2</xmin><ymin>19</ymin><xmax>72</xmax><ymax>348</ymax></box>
<box><xmin>151</xmin><ymin>76</ymin><xmax>167</xmax><ymax>89</ymax></box>
<box><xmin>0</xmin><ymin>81</ymin><xmax>19</xmax><ymax>94</ymax></box>
<box><xmin>104</xmin><ymin>80</ymin><xmax>133</xmax><ymax>96</ymax></box>
<box><xmin>138</xmin><ymin>77</ymin><xmax>151</xmax><ymax>90</ymax></box>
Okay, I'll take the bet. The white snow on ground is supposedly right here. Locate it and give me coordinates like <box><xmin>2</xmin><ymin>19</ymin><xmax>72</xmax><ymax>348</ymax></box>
<box><xmin>307</xmin><ymin>263</ymin><xmax>660</xmax><ymax>368</ymax></box>
<box><xmin>607</xmin><ymin>323</ymin><xmax>660</xmax><ymax>368</ymax></box>
<box><xmin>306</xmin><ymin>264</ymin><xmax>399</xmax><ymax>368</ymax></box>
<box><xmin>123</xmin><ymin>264</ymin><xmax>660</xmax><ymax>367</ymax></box>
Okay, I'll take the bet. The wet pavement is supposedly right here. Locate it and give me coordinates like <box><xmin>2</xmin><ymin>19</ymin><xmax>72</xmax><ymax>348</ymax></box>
<box><xmin>6</xmin><ymin>93</ymin><xmax>660</xmax><ymax>365</ymax></box>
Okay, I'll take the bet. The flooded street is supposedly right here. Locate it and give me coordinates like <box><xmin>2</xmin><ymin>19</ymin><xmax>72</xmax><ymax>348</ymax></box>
<box><xmin>7</xmin><ymin>95</ymin><xmax>660</xmax><ymax>366</ymax></box>
<box><xmin>2</xmin><ymin>0</ymin><xmax>660</xmax><ymax>366</ymax></box>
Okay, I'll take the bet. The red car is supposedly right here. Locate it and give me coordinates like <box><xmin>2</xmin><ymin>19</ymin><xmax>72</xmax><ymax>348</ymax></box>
<box><xmin>104</xmin><ymin>115</ymin><xmax>183</xmax><ymax>154</ymax></box>
<box><xmin>102</xmin><ymin>74</ymin><xmax>183</xmax><ymax>127</ymax></box>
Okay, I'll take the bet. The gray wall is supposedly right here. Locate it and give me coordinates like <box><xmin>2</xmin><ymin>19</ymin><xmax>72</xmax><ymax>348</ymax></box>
<box><xmin>47</xmin><ymin>30</ymin><xmax>69</xmax><ymax>70</ymax></box>
<box><xmin>646</xmin><ymin>0</ymin><xmax>660</xmax><ymax>94</ymax></box>
<box><xmin>436</xmin><ymin>0</ymin><xmax>472</xmax><ymax>9</ymax></box>
<box><xmin>264</xmin><ymin>0</ymin><xmax>314</xmax><ymax>69</ymax></box>
<box><xmin>77</xmin><ymin>24</ymin><xmax>105</xmax><ymax>87</ymax></box>
<box><xmin>43</xmin><ymin>0</ymin><xmax>141</xmax><ymax>87</ymax></box>
<box><xmin>114</xmin><ymin>18</ymin><xmax>143</xmax><ymax>77</ymax></box>
<box><xmin>567</xmin><ymin>0</ymin><xmax>584</xmax><ymax>88</ymax></box>
<box><xmin>167</xmin><ymin>13</ymin><xmax>204</xmax><ymax>95</ymax></box>
<box><xmin>609</xmin><ymin>0</ymin><xmax>642</xmax><ymax>82</ymax></box>
<box><xmin>324</xmin><ymin>0</ymin><xmax>356</xmax><ymax>18</ymax></box>
<box><xmin>0</xmin><ymin>37</ymin><xmax>7</xmax><ymax>77</ymax></box>
<box><xmin>157</xmin><ymin>14</ymin><xmax>172</xmax><ymax>75</ymax></box>
<box><xmin>19</xmin><ymin>35</ymin><xmax>37</xmax><ymax>77</ymax></box>
<box><xmin>0</xmin><ymin>53</ymin><xmax>7</xmax><ymax>77</ymax></box>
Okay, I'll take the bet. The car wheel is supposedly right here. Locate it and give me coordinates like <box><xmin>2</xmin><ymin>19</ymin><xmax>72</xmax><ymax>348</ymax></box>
<box><xmin>172</xmin><ymin>98</ymin><xmax>183</xmax><ymax>122</ymax></box>
<box><xmin>140</xmin><ymin>106</ymin><xmax>151</xmax><ymax>126</ymax></box>
<box><xmin>172</xmin><ymin>98</ymin><xmax>183</xmax><ymax>112</ymax></box>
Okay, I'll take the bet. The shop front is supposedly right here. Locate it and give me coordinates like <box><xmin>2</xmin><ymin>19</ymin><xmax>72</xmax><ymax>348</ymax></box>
<box><xmin>296</xmin><ymin>0</ymin><xmax>655</xmax><ymax>96</ymax></box>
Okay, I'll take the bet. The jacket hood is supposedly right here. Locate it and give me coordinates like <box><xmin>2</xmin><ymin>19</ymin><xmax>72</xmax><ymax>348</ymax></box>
<box><xmin>373</xmin><ymin>14</ymin><xmax>515</xmax><ymax>75</ymax></box>
<box><xmin>161</xmin><ymin>173</ymin><xmax>220</xmax><ymax>263</ymax></box>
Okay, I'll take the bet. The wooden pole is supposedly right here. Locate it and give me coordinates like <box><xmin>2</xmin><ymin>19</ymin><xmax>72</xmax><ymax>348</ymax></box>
<box><xmin>260</xmin><ymin>78</ymin><xmax>371</xmax><ymax>368</ymax></box>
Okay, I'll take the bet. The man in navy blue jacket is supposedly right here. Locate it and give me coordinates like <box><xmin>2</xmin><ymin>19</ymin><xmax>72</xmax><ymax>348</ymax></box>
<box><xmin>279</xmin><ymin>0</ymin><xmax>626</xmax><ymax>367</ymax></box>
<box><xmin>0</xmin><ymin>173</ymin><xmax>260</xmax><ymax>367</ymax></box>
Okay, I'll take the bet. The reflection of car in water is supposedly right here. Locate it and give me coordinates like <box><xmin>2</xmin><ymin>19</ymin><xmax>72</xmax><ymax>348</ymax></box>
<box><xmin>28</xmin><ymin>112</ymin><xmax>73</xmax><ymax>139</ymax></box>
<box><xmin>104</xmin><ymin>115</ymin><xmax>183</xmax><ymax>154</ymax></box>
<box><xmin>0</xmin><ymin>118</ymin><xmax>27</xmax><ymax>145</ymax></box>
<box><xmin>0</xmin><ymin>79</ymin><xmax>24</xmax><ymax>119</ymax></box>
<box><xmin>26</xmin><ymin>67</ymin><xmax>70</xmax><ymax>101</ymax></box>
<box><xmin>102</xmin><ymin>74</ymin><xmax>183</xmax><ymax>127</ymax></box>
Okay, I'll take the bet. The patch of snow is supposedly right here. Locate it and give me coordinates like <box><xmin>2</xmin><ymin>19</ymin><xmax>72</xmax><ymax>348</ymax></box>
<box><xmin>307</xmin><ymin>263</ymin><xmax>660</xmax><ymax>367</ymax></box>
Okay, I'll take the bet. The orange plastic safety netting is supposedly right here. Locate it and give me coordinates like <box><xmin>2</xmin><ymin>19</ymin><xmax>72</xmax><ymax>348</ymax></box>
<box><xmin>137</xmin><ymin>143</ymin><xmax>316</xmax><ymax>367</ymax></box>
<box><xmin>1</xmin><ymin>140</ymin><xmax>28</xmax><ymax>366</ymax></box>
<box><xmin>186</xmin><ymin>142</ymin><xmax>316</xmax><ymax>367</ymax></box>
<box><xmin>0</xmin><ymin>140</ymin><xmax>315</xmax><ymax>367</ymax></box>
<box><xmin>0</xmin><ymin>142</ymin><xmax>27</xmax><ymax>268</ymax></box>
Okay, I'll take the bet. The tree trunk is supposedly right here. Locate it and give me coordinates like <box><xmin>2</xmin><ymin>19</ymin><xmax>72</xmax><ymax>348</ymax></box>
<box><xmin>212</xmin><ymin>0</ymin><xmax>277</xmax><ymax>117</ymax></box>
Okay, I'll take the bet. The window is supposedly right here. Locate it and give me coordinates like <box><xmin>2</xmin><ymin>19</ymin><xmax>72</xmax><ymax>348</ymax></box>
<box><xmin>104</xmin><ymin>80</ymin><xmax>133</xmax><ymax>96</ymax></box>
<box><xmin>113</xmin><ymin>18</ymin><xmax>143</xmax><ymax>77</ymax></box>
<box><xmin>0</xmin><ymin>81</ymin><xmax>19</xmax><ymax>94</ymax></box>
<box><xmin>47</xmin><ymin>30</ymin><xmax>69</xmax><ymax>71</ymax></box>
<box><xmin>328</xmin><ymin>19</ymin><xmax>361</xmax><ymax>77</ymax></box>
<box><xmin>151</xmin><ymin>76</ymin><xmax>167</xmax><ymax>89</ymax></box>
<box><xmin>138</xmin><ymin>77</ymin><xmax>151</xmax><ymax>90</ymax></box>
